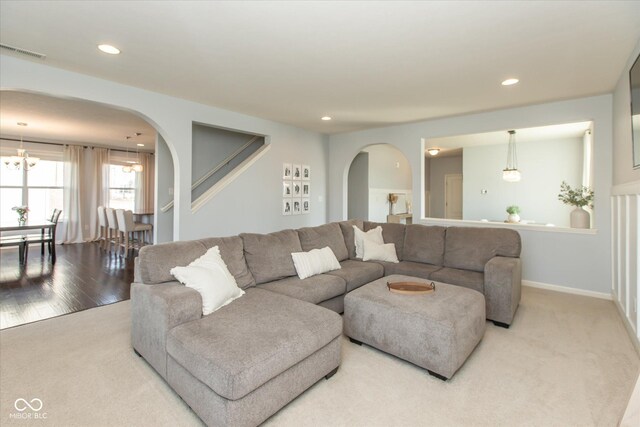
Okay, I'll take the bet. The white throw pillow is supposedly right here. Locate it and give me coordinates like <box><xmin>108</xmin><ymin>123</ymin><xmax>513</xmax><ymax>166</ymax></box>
<box><xmin>362</xmin><ymin>239</ymin><xmax>399</xmax><ymax>263</ymax></box>
<box><xmin>170</xmin><ymin>246</ymin><xmax>244</xmax><ymax>316</ymax></box>
<box><xmin>291</xmin><ymin>246</ymin><xmax>342</xmax><ymax>280</ymax></box>
<box><xmin>353</xmin><ymin>225</ymin><xmax>384</xmax><ymax>258</ymax></box>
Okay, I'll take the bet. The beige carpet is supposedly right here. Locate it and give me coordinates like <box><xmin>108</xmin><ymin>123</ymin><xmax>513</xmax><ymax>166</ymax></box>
<box><xmin>1</xmin><ymin>287</ymin><xmax>638</xmax><ymax>426</ymax></box>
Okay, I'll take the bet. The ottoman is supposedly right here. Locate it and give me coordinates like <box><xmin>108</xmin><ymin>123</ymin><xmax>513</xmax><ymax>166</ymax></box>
<box><xmin>344</xmin><ymin>274</ymin><xmax>486</xmax><ymax>380</ymax></box>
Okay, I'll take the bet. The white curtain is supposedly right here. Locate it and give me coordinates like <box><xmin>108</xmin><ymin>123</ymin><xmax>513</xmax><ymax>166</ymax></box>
<box><xmin>62</xmin><ymin>145</ymin><xmax>85</xmax><ymax>243</ymax></box>
<box><xmin>135</xmin><ymin>152</ymin><xmax>155</xmax><ymax>213</ymax></box>
<box><xmin>86</xmin><ymin>148</ymin><xmax>110</xmax><ymax>240</ymax></box>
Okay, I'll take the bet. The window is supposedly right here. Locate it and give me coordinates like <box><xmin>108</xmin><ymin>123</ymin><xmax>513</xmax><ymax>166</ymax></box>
<box><xmin>108</xmin><ymin>164</ymin><xmax>136</xmax><ymax>210</ymax></box>
<box><xmin>0</xmin><ymin>160</ymin><xmax>64</xmax><ymax>221</ymax></box>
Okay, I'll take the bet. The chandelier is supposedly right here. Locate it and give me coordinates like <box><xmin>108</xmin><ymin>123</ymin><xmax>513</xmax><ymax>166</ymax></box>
<box><xmin>3</xmin><ymin>122</ymin><xmax>39</xmax><ymax>170</ymax></box>
<box><xmin>502</xmin><ymin>130</ymin><xmax>521</xmax><ymax>182</ymax></box>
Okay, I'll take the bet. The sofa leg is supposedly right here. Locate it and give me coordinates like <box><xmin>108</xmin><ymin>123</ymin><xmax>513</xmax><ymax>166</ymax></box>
<box><xmin>325</xmin><ymin>367</ymin><xmax>339</xmax><ymax>380</ymax></box>
<box><xmin>349</xmin><ymin>337</ymin><xmax>363</xmax><ymax>346</ymax></box>
<box><xmin>427</xmin><ymin>370</ymin><xmax>448</xmax><ymax>381</ymax></box>
<box><xmin>492</xmin><ymin>321</ymin><xmax>510</xmax><ymax>329</ymax></box>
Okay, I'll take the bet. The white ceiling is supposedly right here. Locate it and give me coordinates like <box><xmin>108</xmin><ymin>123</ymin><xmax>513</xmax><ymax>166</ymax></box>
<box><xmin>0</xmin><ymin>91</ymin><xmax>156</xmax><ymax>150</ymax></box>
<box><xmin>1</xmin><ymin>1</ymin><xmax>639</xmax><ymax>134</ymax></box>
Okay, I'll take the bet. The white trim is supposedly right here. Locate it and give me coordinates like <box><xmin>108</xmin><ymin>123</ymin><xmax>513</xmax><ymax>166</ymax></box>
<box><xmin>523</xmin><ymin>280</ymin><xmax>612</xmax><ymax>300</ymax></box>
<box><xmin>612</xmin><ymin>180</ymin><xmax>640</xmax><ymax>196</ymax></box>
<box><xmin>613</xmin><ymin>290</ymin><xmax>640</xmax><ymax>357</ymax></box>
<box><xmin>191</xmin><ymin>143</ymin><xmax>271</xmax><ymax>213</ymax></box>
<box><xmin>420</xmin><ymin>217</ymin><xmax>598</xmax><ymax>235</ymax></box>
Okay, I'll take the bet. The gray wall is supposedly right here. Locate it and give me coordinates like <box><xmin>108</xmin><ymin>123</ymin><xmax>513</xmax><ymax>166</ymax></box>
<box><xmin>463</xmin><ymin>137</ymin><xmax>582</xmax><ymax>226</ymax></box>
<box><xmin>155</xmin><ymin>134</ymin><xmax>174</xmax><ymax>244</ymax></box>
<box><xmin>348</xmin><ymin>152</ymin><xmax>369</xmax><ymax>220</ymax></box>
<box><xmin>328</xmin><ymin>95</ymin><xmax>613</xmax><ymax>295</ymax></box>
<box><xmin>428</xmin><ymin>156</ymin><xmax>462</xmax><ymax>219</ymax></box>
<box><xmin>364</xmin><ymin>144</ymin><xmax>412</xmax><ymax>188</ymax></box>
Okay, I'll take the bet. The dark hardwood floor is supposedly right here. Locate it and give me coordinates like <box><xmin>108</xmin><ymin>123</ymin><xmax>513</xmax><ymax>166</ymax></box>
<box><xmin>0</xmin><ymin>242</ymin><xmax>134</xmax><ymax>330</ymax></box>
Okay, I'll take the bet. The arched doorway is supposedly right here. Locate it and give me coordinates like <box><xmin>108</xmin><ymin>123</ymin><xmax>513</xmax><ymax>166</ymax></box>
<box><xmin>346</xmin><ymin>144</ymin><xmax>413</xmax><ymax>223</ymax></box>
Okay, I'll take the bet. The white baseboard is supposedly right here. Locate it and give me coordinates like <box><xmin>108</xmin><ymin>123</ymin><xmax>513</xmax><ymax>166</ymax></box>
<box><xmin>522</xmin><ymin>280</ymin><xmax>612</xmax><ymax>300</ymax></box>
<box><xmin>613</xmin><ymin>291</ymin><xmax>640</xmax><ymax>357</ymax></box>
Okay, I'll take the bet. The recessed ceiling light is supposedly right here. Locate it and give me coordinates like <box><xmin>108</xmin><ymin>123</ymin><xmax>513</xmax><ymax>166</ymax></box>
<box><xmin>501</xmin><ymin>78</ymin><xmax>519</xmax><ymax>86</ymax></box>
<box><xmin>98</xmin><ymin>44</ymin><xmax>120</xmax><ymax>55</ymax></box>
<box><xmin>321</xmin><ymin>116</ymin><xmax>332</xmax><ymax>121</ymax></box>
<box><xmin>137</xmin><ymin>143</ymin><xmax>144</xmax><ymax>147</ymax></box>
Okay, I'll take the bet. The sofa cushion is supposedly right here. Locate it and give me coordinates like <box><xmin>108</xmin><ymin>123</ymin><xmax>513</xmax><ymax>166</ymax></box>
<box><xmin>170</xmin><ymin>246</ymin><xmax>245</xmax><ymax>315</ymax></box>
<box><xmin>137</xmin><ymin>236</ymin><xmax>255</xmax><ymax>289</ymax></box>
<box><xmin>258</xmin><ymin>274</ymin><xmax>346</xmax><ymax>305</ymax></box>
<box><xmin>325</xmin><ymin>259</ymin><xmax>384</xmax><ymax>292</ymax></box>
<box><xmin>375</xmin><ymin>260</ymin><xmax>441</xmax><ymax>279</ymax></box>
<box><xmin>338</xmin><ymin>219</ymin><xmax>364</xmax><ymax>259</ymax></box>
<box><xmin>443</xmin><ymin>227</ymin><xmax>521</xmax><ymax>272</ymax></box>
<box><xmin>364</xmin><ymin>222</ymin><xmax>406</xmax><ymax>260</ymax></box>
<box><xmin>431</xmin><ymin>267</ymin><xmax>484</xmax><ymax>293</ymax></box>
<box><xmin>240</xmin><ymin>230</ymin><xmax>302</xmax><ymax>284</ymax></box>
<box><xmin>402</xmin><ymin>224</ymin><xmax>446</xmax><ymax>266</ymax></box>
<box><xmin>166</xmin><ymin>288</ymin><xmax>342</xmax><ymax>401</ymax></box>
<box><xmin>363</xmin><ymin>240</ymin><xmax>399</xmax><ymax>263</ymax></box>
<box><xmin>297</xmin><ymin>223</ymin><xmax>349</xmax><ymax>261</ymax></box>
<box><xmin>200</xmin><ymin>237</ymin><xmax>256</xmax><ymax>289</ymax></box>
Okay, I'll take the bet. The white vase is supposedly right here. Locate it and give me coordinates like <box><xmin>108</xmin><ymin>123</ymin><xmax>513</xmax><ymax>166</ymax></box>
<box><xmin>507</xmin><ymin>213</ymin><xmax>520</xmax><ymax>223</ymax></box>
<box><xmin>570</xmin><ymin>207</ymin><xmax>590</xmax><ymax>229</ymax></box>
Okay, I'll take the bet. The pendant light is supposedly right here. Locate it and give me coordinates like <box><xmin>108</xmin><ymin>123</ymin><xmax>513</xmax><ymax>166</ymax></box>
<box><xmin>3</xmin><ymin>122</ymin><xmax>40</xmax><ymax>170</ymax></box>
<box><xmin>122</xmin><ymin>136</ymin><xmax>133</xmax><ymax>173</ymax></box>
<box><xmin>131</xmin><ymin>133</ymin><xmax>143</xmax><ymax>172</ymax></box>
<box><xmin>502</xmin><ymin>130</ymin><xmax>521</xmax><ymax>182</ymax></box>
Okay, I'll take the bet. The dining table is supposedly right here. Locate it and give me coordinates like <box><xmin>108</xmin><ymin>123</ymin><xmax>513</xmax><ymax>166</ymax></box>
<box><xmin>0</xmin><ymin>219</ymin><xmax>56</xmax><ymax>264</ymax></box>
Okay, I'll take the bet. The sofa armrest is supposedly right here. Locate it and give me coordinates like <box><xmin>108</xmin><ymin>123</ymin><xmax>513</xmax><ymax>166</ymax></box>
<box><xmin>484</xmin><ymin>256</ymin><xmax>522</xmax><ymax>326</ymax></box>
<box><xmin>131</xmin><ymin>281</ymin><xmax>202</xmax><ymax>378</ymax></box>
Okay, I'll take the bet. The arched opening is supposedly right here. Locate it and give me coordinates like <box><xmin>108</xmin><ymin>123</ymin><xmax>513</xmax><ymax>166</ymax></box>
<box><xmin>0</xmin><ymin>89</ymin><xmax>177</xmax><ymax>327</ymax></box>
<box><xmin>346</xmin><ymin>143</ymin><xmax>413</xmax><ymax>223</ymax></box>
<box><xmin>0</xmin><ymin>89</ymin><xmax>175</xmax><ymax>242</ymax></box>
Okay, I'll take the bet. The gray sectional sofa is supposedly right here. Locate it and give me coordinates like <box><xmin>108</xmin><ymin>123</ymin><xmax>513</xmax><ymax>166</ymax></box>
<box><xmin>131</xmin><ymin>220</ymin><xmax>521</xmax><ymax>427</ymax></box>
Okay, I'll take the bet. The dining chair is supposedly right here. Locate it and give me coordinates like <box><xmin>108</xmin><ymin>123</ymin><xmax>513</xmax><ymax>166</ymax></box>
<box><xmin>97</xmin><ymin>206</ymin><xmax>108</xmax><ymax>250</ymax></box>
<box><xmin>23</xmin><ymin>208</ymin><xmax>61</xmax><ymax>264</ymax></box>
<box><xmin>105</xmin><ymin>208</ymin><xmax>120</xmax><ymax>255</ymax></box>
<box><xmin>115</xmin><ymin>209</ymin><xmax>152</xmax><ymax>257</ymax></box>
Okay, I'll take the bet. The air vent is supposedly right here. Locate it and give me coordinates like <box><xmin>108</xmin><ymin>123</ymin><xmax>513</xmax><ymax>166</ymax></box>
<box><xmin>0</xmin><ymin>43</ymin><xmax>46</xmax><ymax>59</ymax></box>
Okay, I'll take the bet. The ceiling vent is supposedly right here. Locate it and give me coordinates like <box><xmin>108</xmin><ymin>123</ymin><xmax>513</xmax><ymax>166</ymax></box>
<box><xmin>0</xmin><ymin>43</ymin><xmax>46</xmax><ymax>59</ymax></box>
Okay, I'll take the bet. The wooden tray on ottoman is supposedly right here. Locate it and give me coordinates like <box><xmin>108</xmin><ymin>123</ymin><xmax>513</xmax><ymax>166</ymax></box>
<box><xmin>387</xmin><ymin>281</ymin><xmax>435</xmax><ymax>295</ymax></box>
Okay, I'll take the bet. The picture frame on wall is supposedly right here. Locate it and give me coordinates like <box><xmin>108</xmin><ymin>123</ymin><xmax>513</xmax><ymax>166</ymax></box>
<box><xmin>282</xmin><ymin>199</ymin><xmax>292</xmax><ymax>215</ymax></box>
<box><xmin>302</xmin><ymin>198</ymin><xmax>310</xmax><ymax>214</ymax></box>
<box><xmin>293</xmin><ymin>198</ymin><xmax>302</xmax><ymax>214</ymax></box>
<box><xmin>293</xmin><ymin>164</ymin><xmax>302</xmax><ymax>180</ymax></box>
<box><xmin>293</xmin><ymin>181</ymin><xmax>301</xmax><ymax>196</ymax></box>
<box><xmin>302</xmin><ymin>165</ymin><xmax>310</xmax><ymax>180</ymax></box>
<box><xmin>302</xmin><ymin>182</ymin><xmax>310</xmax><ymax>196</ymax></box>
<box><xmin>282</xmin><ymin>181</ymin><xmax>292</xmax><ymax>197</ymax></box>
<box><xmin>283</xmin><ymin>163</ymin><xmax>292</xmax><ymax>179</ymax></box>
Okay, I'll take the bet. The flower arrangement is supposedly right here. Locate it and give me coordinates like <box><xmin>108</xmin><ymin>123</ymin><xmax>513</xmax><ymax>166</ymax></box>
<box><xmin>12</xmin><ymin>205</ymin><xmax>29</xmax><ymax>223</ymax></box>
<box><xmin>558</xmin><ymin>181</ymin><xmax>594</xmax><ymax>208</ymax></box>
<box><xmin>506</xmin><ymin>205</ymin><xmax>520</xmax><ymax>215</ymax></box>
<box><xmin>388</xmin><ymin>193</ymin><xmax>399</xmax><ymax>215</ymax></box>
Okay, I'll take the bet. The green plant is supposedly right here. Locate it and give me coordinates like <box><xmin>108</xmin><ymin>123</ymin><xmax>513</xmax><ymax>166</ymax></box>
<box><xmin>506</xmin><ymin>205</ymin><xmax>520</xmax><ymax>215</ymax></box>
<box><xmin>558</xmin><ymin>181</ymin><xmax>594</xmax><ymax>208</ymax></box>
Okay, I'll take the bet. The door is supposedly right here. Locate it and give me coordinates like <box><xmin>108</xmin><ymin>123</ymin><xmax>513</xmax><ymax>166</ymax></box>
<box><xmin>445</xmin><ymin>174</ymin><xmax>463</xmax><ymax>219</ymax></box>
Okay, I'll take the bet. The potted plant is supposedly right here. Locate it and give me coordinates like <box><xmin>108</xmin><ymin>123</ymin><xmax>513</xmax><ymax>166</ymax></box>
<box><xmin>558</xmin><ymin>181</ymin><xmax>594</xmax><ymax>228</ymax></box>
<box><xmin>506</xmin><ymin>205</ymin><xmax>520</xmax><ymax>223</ymax></box>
